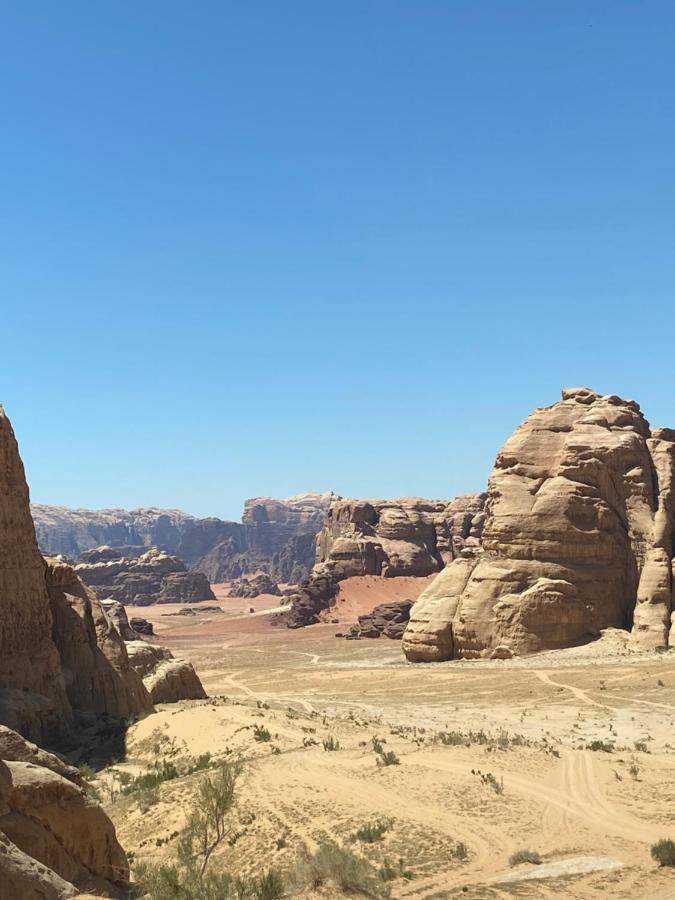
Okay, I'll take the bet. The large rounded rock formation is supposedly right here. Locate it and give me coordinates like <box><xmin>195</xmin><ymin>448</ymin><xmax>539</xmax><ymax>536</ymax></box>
<box><xmin>403</xmin><ymin>388</ymin><xmax>675</xmax><ymax>661</ymax></box>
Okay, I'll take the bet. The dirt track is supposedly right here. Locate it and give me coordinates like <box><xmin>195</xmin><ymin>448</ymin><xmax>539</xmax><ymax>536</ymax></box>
<box><xmin>110</xmin><ymin>589</ymin><xmax>675</xmax><ymax>898</ymax></box>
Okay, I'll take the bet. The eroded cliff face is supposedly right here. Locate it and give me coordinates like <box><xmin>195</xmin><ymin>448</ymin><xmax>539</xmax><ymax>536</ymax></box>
<box><xmin>0</xmin><ymin>407</ymin><xmax>72</xmax><ymax>743</ymax></box>
<box><xmin>0</xmin><ymin>727</ymin><xmax>128</xmax><ymax>898</ymax></box>
<box><xmin>46</xmin><ymin>559</ymin><xmax>153</xmax><ymax>721</ymax></box>
<box><xmin>403</xmin><ymin>388</ymin><xmax>675</xmax><ymax>662</ymax></box>
<box><xmin>74</xmin><ymin>546</ymin><xmax>215</xmax><ymax>606</ymax></box>
<box><xmin>31</xmin><ymin>493</ymin><xmax>334</xmax><ymax>586</ymax></box>
<box><xmin>287</xmin><ymin>494</ymin><xmax>486</xmax><ymax>627</ymax></box>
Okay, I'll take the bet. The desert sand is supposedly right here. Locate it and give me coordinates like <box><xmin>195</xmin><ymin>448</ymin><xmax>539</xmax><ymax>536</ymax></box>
<box><xmin>105</xmin><ymin>577</ymin><xmax>675</xmax><ymax>899</ymax></box>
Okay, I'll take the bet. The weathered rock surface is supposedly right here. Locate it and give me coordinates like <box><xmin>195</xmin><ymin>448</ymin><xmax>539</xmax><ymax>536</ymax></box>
<box><xmin>46</xmin><ymin>559</ymin><xmax>153</xmax><ymax>721</ymax></box>
<box><xmin>129</xmin><ymin>616</ymin><xmax>153</xmax><ymax>636</ymax></box>
<box><xmin>75</xmin><ymin>547</ymin><xmax>215</xmax><ymax>606</ymax></box>
<box><xmin>229</xmin><ymin>574</ymin><xmax>282</xmax><ymax>598</ymax></box>
<box><xmin>0</xmin><ymin>407</ymin><xmax>72</xmax><ymax>743</ymax></box>
<box><xmin>32</xmin><ymin>493</ymin><xmax>333</xmax><ymax>586</ymax></box>
<box><xmin>403</xmin><ymin>388</ymin><xmax>675</xmax><ymax>661</ymax></box>
<box><xmin>0</xmin><ymin>741</ymin><xmax>128</xmax><ymax>898</ymax></box>
<box><xmin>124</xmin><ymin>642</ymin><xmax>207</xmax><ymax>704</ymax></box>
<box><xmin>341</xmin><ymin>600</ymin><xmax>414</xmax><ymax>640</ymax></box>
<box><xmin>287</xmin><ymin>494</ymin><xmax>486</xmax><ymax>627</ymax></box>
<box><xmin>315</xmin><ymin>495</ymin><xmax>485</xmax><ymax>579</ymax></box>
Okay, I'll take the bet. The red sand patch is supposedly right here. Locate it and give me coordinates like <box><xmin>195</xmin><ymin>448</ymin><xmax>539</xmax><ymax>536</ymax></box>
<box><xmin>320</xmin><ymin>574</ymin><xmax>435</xmax><ymax>624</ymax></box>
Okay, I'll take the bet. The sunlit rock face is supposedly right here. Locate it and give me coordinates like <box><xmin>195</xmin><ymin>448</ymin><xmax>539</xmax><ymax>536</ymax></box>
<box><xmin>403</xmin><ymin>388</ymin><xmax>675</xmax><ymax>662</ymax></box>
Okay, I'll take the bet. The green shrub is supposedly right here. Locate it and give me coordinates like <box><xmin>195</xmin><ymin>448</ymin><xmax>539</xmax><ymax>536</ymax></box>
<box><xmin>354</xmin><ymin>819</ymin><xmax>393</xmax><ymax>843</ymax></box>
<box><xmin>253</xmin><ymin>724</ymin><xmax>272</xmax><ymax>743</ymax></box>
<box><xmin>292</xmin><ymin>842</ymin><xmax>391</xmax><ymax>897</ymax></box>
<box><xmin>377</xmin><ymin>750</ymin><xmax>400</xmax><ymax>767</ymax></box>
<box><xmin>652</xmin><ymin>839</ymin><xmax>675</xmax><ymax>867</ymax></box>
<box><xmin>509</xmin><ymin>849</ymin><xmax>542</xmax><ymax>866</ymax></box>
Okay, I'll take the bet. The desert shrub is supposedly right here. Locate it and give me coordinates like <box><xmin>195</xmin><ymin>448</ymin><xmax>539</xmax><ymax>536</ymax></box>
<box><xmin>652</xmin><ymin>839</ymin><xmax>675</xmax><ymax>867</ymax></box>
<box><xmin>253</xmin><ymin>724</ymin><xmax>272</xmax><ymax>743</ymax></box>
<box><xmin>322</xmin><ymin>735</ymin><xmax>340</xmax><ymax>751</ymax></box>
<box><xmin>354</xmin><ymin>819</ymin><xmax>393</xmax><ymax>843</ymax></box>
<box><xmin>136</xmin><ymin>784</ymin><xmax>161</xmax><ymax>812</ymax></box>
<box><xmin>292</xmin><ymin>842</ymin><xmax>390</xmax><ymax>897</ymax></box>
<box><xmin>586</xmin><ymin>740</ymin><xmax>614</xmax><ymax>753</ymax></box>
<box><xmin>371</xmin><ymin>736</ymin><xmax>385</xmax><ymax>754</ymax></box>
<box><xmin>472</xmin><ymin>770</ymin><xmax>503</xmax><ymax>794</ymax></box>
<box><xmin>451</xmin><ymin>842</ymin><xmax>468</xmax><ymax>861</ymax></box>
<box><xmin>634</xmin><ymin>741</ymin><xmax>649</xmax><ymax>753</ymax></box>
<box><xmin>509</xmin><ymin>849</ymin><xmax>542</xmax><ymax>866</ymax></box>
<box><xmin>377</xmin><ymin>750</ymin><xmax>400</xmax><ymax>767</ymax></box>
<box><xmin>248</xmin><ymin>870</ymin><xmax>285</xmax><ymax>899</ymax></box>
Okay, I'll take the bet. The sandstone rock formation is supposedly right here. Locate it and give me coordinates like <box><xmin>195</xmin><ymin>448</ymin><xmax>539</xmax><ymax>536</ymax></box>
<box><xmin>341</xmin><ymin>600</ymin><xmax>413</xmax><ymax>640</ymax></box>
<box><xmin>229</xmin><ymin>573</ymin><xmax>282</xmax><ymax>599</ymax></box>
<box><xmin>75</xmin><ymin>546</ymin><xmax>215</xmax><ymax>606</ymax></box>
<box><xmin>32</xmin><ymin>493</ymin><xmax>334</xmax><ymax>586</ymax></box>
<box><xmin>124</xmin><ymin>642</ymin><xmax>207</xmax><ymax>704</ymax></box>
<box><xmin>0</xmin><ymin>727</ymin><xmax>128</xmax><ymax>898</ymax></box>
<box><xmin>403</xmin><ymin>388</ymin><xmax>675</xmax><ymax>662</ymax></box>
<box><xmin>0</xmin><ymin>407</ymin><xmax>73</xmax><ymax>743</ymax></box>
<box><xmin>287</xmin><ymin>494</ymin><xmax>486</xmax><ymax>627</ymax></box>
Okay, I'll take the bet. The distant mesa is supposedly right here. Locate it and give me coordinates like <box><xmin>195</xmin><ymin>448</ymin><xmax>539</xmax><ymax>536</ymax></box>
<box><xmin>403</xmin><ymin>387</ymin><xmax>675</xmax><ymax>661</ymax></box>
<box><xmin>31</xmin><ymin>491</ymin><xmax>334</xmax><ymax>589</ymax></box>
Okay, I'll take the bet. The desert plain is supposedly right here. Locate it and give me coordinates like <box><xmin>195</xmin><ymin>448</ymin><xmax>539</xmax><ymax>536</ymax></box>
<box><xmin>100</xmin><ymin>576</ymin><xmax>675</xmax><ymax>900</ymax></box>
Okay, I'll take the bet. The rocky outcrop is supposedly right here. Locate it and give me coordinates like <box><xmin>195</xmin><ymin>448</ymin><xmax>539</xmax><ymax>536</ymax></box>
<box><xmin>32</xmin><ymin>493</ymin><xmax>334</xmax><ymax>586</ymax></box>
<box><xmin>129</xmin><ymin>616</ymin><xmax>153</xmax><ymax>636</ymax></box>
<box><xmin>403</xmin><ymin>388</ymin><xmax>675</xmax><ymax>662</ymax></box>
<box><xmin>46</xmin><ymin>559</ymin><xmax>153</xmax><ymax>722</ymax></box>
<box><xmin>0</xmin><ymin>407</ymin><xmax>72</xmax><ymax>744</ymax></box>
<box><xmin>75</xmin><ymin>546</ymin><xmax>215</xmax><ymax>606</ymax></box>
<box><xmin>229</xmin><ymin>574</ymin><xmax>282</xmax><ymax>599</ymax></box>
<box><xmin>124</xmin><ymin>642</ymin><xmax>207</xmax><ymax>704</ymax></box>
<box><xmin>287</xmin><ymin>494</ymin><xmax>486</xmax><ymax>627</ymax></box>
<box><xmin>340</xmin><ymin>600</ymin><xmax>413</xmax><ymax>640</ymax></box>
<box><xmin>0</xmin><ymin>728</ymin><xmax>128</xmax><ymax>898</ymax></box>
<box><xmin>315</xmin><ymin>495</ymin><xmax>485</xmax><ymax>579</ymax></box>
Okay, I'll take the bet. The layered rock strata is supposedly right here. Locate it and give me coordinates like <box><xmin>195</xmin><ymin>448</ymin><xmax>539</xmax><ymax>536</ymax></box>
<box><xmin>32</xmin><ymin>493</ymin><xmax>333</xmax><ymax>585</ymax></box>
<box><xmin>75</xmin><ymin>546</ymin><xmax>215</xmax><ymax>606</ymax></box>
<box><xmin>403</xmin><ymin>388</ymin><xmax>675</xmax><ymax>662</ymax></box>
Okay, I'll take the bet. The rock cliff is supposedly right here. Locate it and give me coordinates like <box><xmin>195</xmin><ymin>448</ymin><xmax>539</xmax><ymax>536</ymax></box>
<box><xmin>32</xmin><ymin>492</ymin><xmax>333</xmax><ymax>586</ymax></box>
<box><xmin>403</xmin><ymin>388</ymin><xmax>675</xmax><ymax>661</ymax></box>
<box><xmin>74</xmin><ymin>546</ymin><xmax>215</xmax><ymax>606</ymax></box>
<box><xmin>287</xmin><ymin>494</ymin><xmax>486</xmax><ymax>627</ymax></box>
<box><xmin>0</xmin><ymin>727</ymin><xmax>128</xmax><ymax>898</ymax></box>
<box><xmin>0</xmin><ymin>407</ymin><xmax>73</xmax><ymax>743</ymax></box>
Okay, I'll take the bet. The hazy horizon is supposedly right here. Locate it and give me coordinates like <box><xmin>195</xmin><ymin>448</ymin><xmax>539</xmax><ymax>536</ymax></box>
<box><xmin>3</xmin><ymin>2</ymin><xmax>674</xmax><ymax>520</ymax></box>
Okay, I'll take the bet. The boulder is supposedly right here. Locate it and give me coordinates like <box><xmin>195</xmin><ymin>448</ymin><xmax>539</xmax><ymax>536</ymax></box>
<box><xmin>0</xmin><ymin>753</ymin><xmax>128</xmax><ymax>897</ymax></box>
<box><xmin>403</xmin><ymin>388</ymin><xmax>675</xmax><ymax>661</ymax></box>
<box><xmin>229</xmin><ymin>573</ymin><xmax>282</xmax><ymax>598</ymax></box>
<box><xmin>124</xmin><ymin>642</ymin><xmax>207</xmax><ymax>704</ymax></box>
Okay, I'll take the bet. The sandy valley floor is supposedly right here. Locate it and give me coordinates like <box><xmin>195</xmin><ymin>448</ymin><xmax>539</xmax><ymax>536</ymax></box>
<box><xmin>104</xmin><ymin>580</ymin><xmax>675</xmax><ymax>899</ymax></box>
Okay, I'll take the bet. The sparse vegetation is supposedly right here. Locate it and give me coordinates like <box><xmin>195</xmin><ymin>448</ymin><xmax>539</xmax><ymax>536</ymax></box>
<box><xmin>253</xmin><ymin>724</ymin><xmax>272</xmax><ymax>743</ymax></box>
<box><xmin>322</xmin><ymin>735</ymin><xmax>340</xmax><ymax>751</ymax></box>
<box><xmin>652</xmin><ymin>839</ymin><xmax>675</xmax><ymax>867</ymax></box>
<box><xmin>509</xmin><ymin>849</ymin><xmax>542</xmax><ymax>866</ymax></box>
<box><xmin>586</xmin><ymin>740</ymin><xmax>614</xmax><ymax>753</ymax></box>
<box><xmin>472</xmin><ymin>770</ymin><xmax>504</xmax><ymax>794</ymax></box>
<box><xmin>291</xmin><ymin>842</ymin><xmax>391</xmax><ymax>897</ymax></box>
<box><xmin>353</xmin><ymin>819</ymin><xmax>393</xmax><ymax>843</ymax></box>
<box><xmin>132</xmin><ymin>760</ymin><xmax>283</xmax><ymax>899</ymax></box>
<box><xmin>371</xmin><ymin>736</ymin><xmax>399</xmax><ymax>766</ymax></box>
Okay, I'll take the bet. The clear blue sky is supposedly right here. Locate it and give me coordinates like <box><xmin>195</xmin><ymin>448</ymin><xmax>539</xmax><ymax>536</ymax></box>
<box><xmin>2</xmin><ymin>2</ymin><xmax>674</xmax><ymax>520</ymax></box>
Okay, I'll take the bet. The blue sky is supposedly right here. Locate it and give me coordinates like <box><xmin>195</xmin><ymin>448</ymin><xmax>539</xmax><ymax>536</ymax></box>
<box><xmin>1</xmin><ymin>2</ymin><xmax>674</xmax><ymax>520</ymax></box>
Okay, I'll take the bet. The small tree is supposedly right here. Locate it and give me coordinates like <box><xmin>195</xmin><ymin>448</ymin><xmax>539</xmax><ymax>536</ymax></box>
<box><xmin>179</xmin><ymin>761</ymin><xmax>240</xmax><ymax>877</ymax></box>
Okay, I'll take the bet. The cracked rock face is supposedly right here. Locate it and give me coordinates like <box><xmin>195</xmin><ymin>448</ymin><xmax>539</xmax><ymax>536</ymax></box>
<box><xmin>0</xmin><ymin>728</ymin><xmax>128</xmax><ymax>898</ymax></box>
<box><xmin>403</xmin><ymin>388</ymin><xmax>675</xmax><ymax>662</ymax></box>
